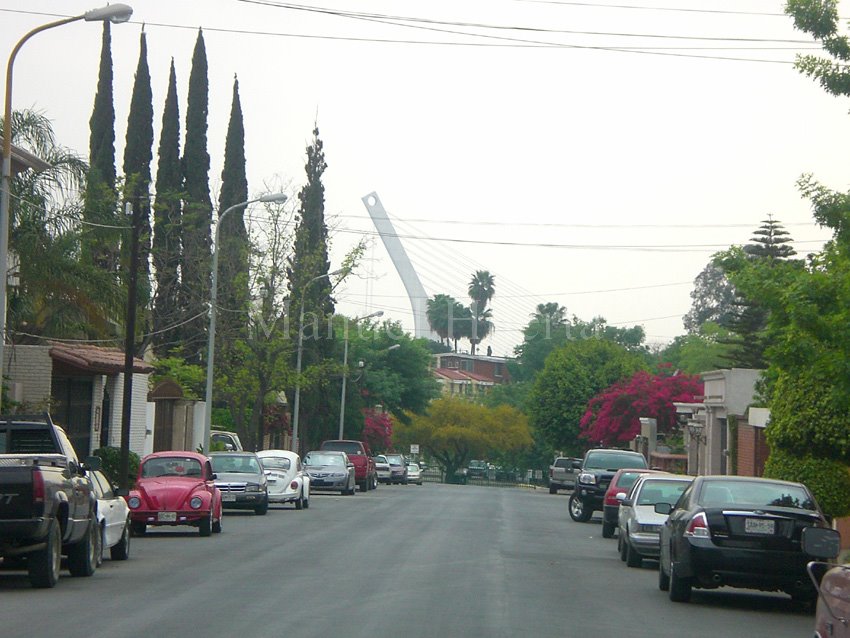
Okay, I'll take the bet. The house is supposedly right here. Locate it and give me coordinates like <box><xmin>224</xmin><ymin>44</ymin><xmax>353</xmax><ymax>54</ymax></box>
<box><xmin>432</xmin><ymin>352</ymin><xmax>510</xmax><ymax>398</ymax></box>
<box><xmin>3</xmin><ymin>343</ymin><xmax>154</xmax><ymax>459</ymax></box>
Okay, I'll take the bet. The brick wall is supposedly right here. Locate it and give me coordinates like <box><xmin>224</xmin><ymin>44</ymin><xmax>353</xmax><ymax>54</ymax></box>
<box><xmin>737</xmin><ymin>423</ymin><xmax>769</xmax><ymax>477</ymax></box>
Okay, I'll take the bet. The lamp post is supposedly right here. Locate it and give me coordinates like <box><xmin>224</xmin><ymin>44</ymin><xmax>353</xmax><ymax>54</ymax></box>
<box><xmin>0</xmin><ymin>4</ymin><xmax>133</xmax><ymax>414</ymax></box>
<box><xmin>202</xmin><ymin>193</ymin><xmax>287</xmax><ymax>453</ymax></box>
<box><xmin>338</xmin><ymin>311</ymin><xmax>384</xmax><ymax>439</ymax></box>
<box><xmin>292</xmin><ymin>268</ymin><xmax>344</xmax><ymax>455</ymax></box>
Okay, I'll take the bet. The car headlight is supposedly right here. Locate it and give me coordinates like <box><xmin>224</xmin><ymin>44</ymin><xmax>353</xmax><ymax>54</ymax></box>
<box><xmin>128</xmin><ymin>496</ymin><xmax>141</xmax><ymax>509</ymax></box>
<box><xmin>190</xmin><ymin>496</ymin><xmax>203</xmax><ymax>509</ymax></box>
<box><xmin>331</xmin><ymin>472</ymin><xmax>346</xmax><ymax>478</ymax></box>
<box><xmin>246</xmin><ymin>483</ymin><xmax>261</xmax><ymax>492</ymax></box>
<box><xmin>578</xmin><ymin>472</ymin><xmax>596</xmax><ymax>485</ymax></box>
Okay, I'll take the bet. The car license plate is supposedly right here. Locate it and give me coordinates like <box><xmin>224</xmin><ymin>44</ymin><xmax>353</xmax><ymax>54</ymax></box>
<box><xmin>745</xmin><ymin>518</ymin><xmax>775</xmax><ymax>535</ymax></box>
<box><xmin>222</xmin><ymin>493</ymin><xmax>236</xmax><ymax>502</ymax></box>
<box><xmin>157</xmin><ymin>512</ymin><xmax>177</xmax><ymax>522</ymax></box>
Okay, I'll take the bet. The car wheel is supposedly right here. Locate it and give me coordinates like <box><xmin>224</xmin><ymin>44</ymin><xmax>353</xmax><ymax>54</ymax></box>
<box><xmin>568</xmin><ymin>494</ymin><xmax>593</xmax><ymax>522</ymax></box>
<box><xmin>28</xmin><ymin>519</ymin><xmax>61</xmax><ymax>588</ymax></box>
<box><xmin>212</xmin><ymin>514</ymin><xmax>223</xmax><ymax>534</ymax></box>
<box><xmin>668</xmin><ymin>561</ymin><xmax>692</xmax><ymax>602</ymax></box>
<box><xmin>255</xmin><ymin>499</ymin><xmax>269</xmax><ymax>516</ymax></box>
<box><xmin>295</xmin><ymin>493</ymin><xmax>304</xmax><ymax>510</ymax></box>
<box><xmin>658</xmin><ymin>558</ymin><xmax>670</xmax><ymax>591</ymax></box>
<box><xmin>619</xmin><ymin>535</ymin><xmax>628</xmax><ymax>562</ymax></box>
<box><xmin>130</xmin><ymin>521</ymin><xmax>146</xmax><ymax>536</ymax></box>
<box><xmin>303</xmin><ymin>495</ymin><xmax>310</xmax><ymax>509</ymax></box>
<box><xmin>68</xmin><ymin>518</ymin><xmax>99</xmax><ymax>577</ymax></box>
<box><xmin>111</xmin><ymin>518</ymin><xmax>131</xmax><ymax>561</ymax></box>
<box><xmin>96</xmin><ymin>523</ymin><xmax>105</xmax><ymax>567</ymax></box>
<box><xmin>626</xmin><ymin>542</ymin><xmax>642</xmax><ymax>568</ymax></box>
<box><xmin>359</xmin><ymin>480</ymin><xmax>368</xmax><ymax>492</ymax></box>
<box><xmin>549</xmin><ymin>485</ymin><xmax>558</xmax><ymax>495</ymax></box>
<box><xmin>198</xmin><ymin>513</ymin><xmax>212</xmax><ymax>537</ymax></box>
<box><xmin>602</xmin><ymin>521</ymin><xmax>615</xmax><ymax>539</ymax></box>
<box><xmin>372</xmin><ymin>474</ymin><xmax>378</xmax><ymax>490</ymax></box>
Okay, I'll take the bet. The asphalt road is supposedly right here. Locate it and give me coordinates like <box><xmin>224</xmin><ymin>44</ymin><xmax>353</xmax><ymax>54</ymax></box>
<box><xmin>0</xmin><ymin>484</ymin><xmax>815</xmax><ymax>637</ymax></box>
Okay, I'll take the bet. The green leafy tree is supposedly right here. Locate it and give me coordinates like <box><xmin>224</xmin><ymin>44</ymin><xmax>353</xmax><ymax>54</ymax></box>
<box><xmin>152</xmin><ymin>60</ymin><xmax>183</xmax><ymax>357</ymax></box>
<box><xmin>121</xmin><ymin>30</ymin><xmax>154</xmax><ymax>340</ymax></box>
<box><xmin>395</xmin><ymin>397</ymin><xmax>531</xmax><ymax>482</ymax></box>
<box><xmin>180</xmin><ymin>29</ymin><xmax>212</xmax><ymax>365</ymax></box>
<box><xmin>682</xmin><ymin>263</ymin><xmax>738</xmax><ymax>334</ymax></box>
<box><xmin>426</xmin><ymin>293</ymin><xmax>456</xmax><ymax>347</ymax></box>
<box><xmin>786</xmin><ymin>0</ymin><xmax>850</xmax><ymax>99</ymax></box>
<box><xmin>527</xmin><ymin>338</ymin><xmax>647</xmax><ymax>455</ymax></box>
<box><xmin>82</xmin><ymin>21</ymin><xmax>120</xmax><ymax>277</ymax></box>
<box><xmin>4</xmin><ymin>110</ymin><xmax>122</xmax><ymax>340</ymax></box>
<box><xmin>659</xmin><ymin>322</ymin><xmax>733</xmax><ymax>374</ymax></box>
<box><xmin>216</xmin><ymin>76</ymin><xmax>250</xmax><ymax>355</ymax></box>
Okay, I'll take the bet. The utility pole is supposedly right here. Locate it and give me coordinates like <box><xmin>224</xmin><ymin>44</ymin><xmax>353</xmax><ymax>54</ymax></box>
<box><xmin>118</xmin><ymin>201</ymin><xmax>139</xmax><ymax>494</ymax></box>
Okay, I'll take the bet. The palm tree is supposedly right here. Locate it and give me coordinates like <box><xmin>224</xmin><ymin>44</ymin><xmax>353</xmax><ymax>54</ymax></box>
<box><xmin>530</xmin><ymin>302</ymin><xmax>567</xmax><ymax>339</ymax></box>
<box><xmin>3</xmin><ymin>109</ymin><xmax>123</xmax><ymax>342</ymax></box>
<box><xmin>467</xmin><ymin>270</ymin><xmax>495</xmax><ymax>354</ymax></box>
<box><xmin>427</xmin><ymin>294</ymin><xmax>455</xmax><ymax>347</ymax></box>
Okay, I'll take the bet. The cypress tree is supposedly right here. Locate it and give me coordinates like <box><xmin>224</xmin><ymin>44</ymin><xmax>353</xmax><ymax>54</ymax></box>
<box><xmin>152</xmin><ymin>60</ymin><xmax>183</xmax><ymax>357</ymax></box>
<box><xmin>180</xmin><ymin>29</ymin><xmax>213</xmax><ymax>365</ymax></box>
<box><xmin>82</xmin><ymin>21</ymin><xmax>119</xmax><ymax>276</ymax></box>
<box><xmin>122</xmin><ymin>30</ymin><xmax>154</xmax><ymax>341</ymax></box>
<box><xmin>287</xmin><ymin>126</ymin><xmax>335</xmax><ymax>449</ymax></box>
<box><xmin>216</xmin><ymin>75</ymin><xmax>250</xmax><ymax>353</ymax></box>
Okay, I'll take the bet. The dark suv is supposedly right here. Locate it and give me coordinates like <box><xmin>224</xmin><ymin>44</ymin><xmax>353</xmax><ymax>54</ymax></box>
<box><xmin>569</xmin><ymin>449</ymin><xmax>648</xmax><ymax>523</ymax></box>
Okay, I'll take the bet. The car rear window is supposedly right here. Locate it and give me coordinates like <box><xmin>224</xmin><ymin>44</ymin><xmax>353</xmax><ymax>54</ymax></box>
<box><xmin>636</xmin><ymin>479</ymin><xmax>691</xmax><ymax>506</ymax></box>
<box><xmin>616</xmin><ymin>471</ymin><xmax>645</xmax><ymax>490</ymax></box>
<box><xmin>260</xmin><ymin>457</ymin><xmax>291</xmax><ymax>471</ymax></box>
<box><xmin>322</xmin><ymin>441</ymin><xmax>363</xmax><ymax>455</ymax></box>
<box><xmin>698</xmin><ymin>480</ymin><xmax>816</xmax><ymax>511</ymax></box>
<box><xmin>584</xmin><ymin>451</ymin><xmax>648</xmax><ymax>471</ymax></box>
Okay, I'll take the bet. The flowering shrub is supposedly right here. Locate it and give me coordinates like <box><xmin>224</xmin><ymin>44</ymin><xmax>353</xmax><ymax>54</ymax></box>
<box><xmin>579</xmin><ymin>367</ymin><xmax>703</xmax><ymax>446</ymax></box>
<box><xmin>363</xmin><ymin>409</ymin><xmax>393</xmax><ymax>451</ymax></box>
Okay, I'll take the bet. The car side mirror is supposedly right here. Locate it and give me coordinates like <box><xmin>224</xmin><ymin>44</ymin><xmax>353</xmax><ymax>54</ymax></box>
<box><xmin>84</xmin><ymin>455</ymin><xmax>102</xmax><ymax>471</ymax></box>
<box><xmin>572</xmin><ymin>461</ymin><xmax>582</xmax><ymax>470</ymax></box>
<box><xmin>802</xmin><ymin>527</ymin><xmax>841</xmax><ymax>559</ymax></box>
<box><xmin>655</xmin><ymin>502</ymin><xmax>673</xmax><ymax>515</ymax></box>
<box><xmin>615</xmin><ymin>492</ymin><xmax>627</xmax><ymax>502</ymax></box>
<box><xmin>210</xmin><ymin>473</ymin><xmax>218</xmax><ymax>480</ymax></box>
<box><xmin>347</xmin><ymin>463</ymin><xmax>355</xmax><ymax>469</ymax></box>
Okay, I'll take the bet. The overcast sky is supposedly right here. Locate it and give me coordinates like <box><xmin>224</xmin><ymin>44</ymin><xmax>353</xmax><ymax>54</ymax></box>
<box><xmin>2</xmin><ymin>0</ymin><xmax>847</xmax><ymax>356</ymax></box>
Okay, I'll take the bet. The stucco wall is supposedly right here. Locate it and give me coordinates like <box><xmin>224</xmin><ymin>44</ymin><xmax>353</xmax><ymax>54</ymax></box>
<box><xmin>2</xmin><ymin>344</ymin><xmax>52</xmax><ymax>408</ymax></box>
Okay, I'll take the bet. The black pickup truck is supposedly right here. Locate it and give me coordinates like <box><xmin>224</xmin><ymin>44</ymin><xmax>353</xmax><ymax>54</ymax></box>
<box><xmin>0</xmin><ymin>414</ymin><xmax>101</xmax><ymax>588</ymax></box>
<box><xmin>568</xmin><ymin>448</ymin><xmax>648</xmax><ymax>523</ymax></box>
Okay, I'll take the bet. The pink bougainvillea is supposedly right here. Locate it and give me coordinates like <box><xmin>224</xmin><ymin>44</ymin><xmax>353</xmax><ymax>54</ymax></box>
<box><xmin>579</xmin><ymin>365</ymin><xmax>703</xmax><ymax>446</ymax></box>
<box><xmin>362</xmin><ymin>409</ymin><xmax>393</xmax><ymax>451</ymax></box>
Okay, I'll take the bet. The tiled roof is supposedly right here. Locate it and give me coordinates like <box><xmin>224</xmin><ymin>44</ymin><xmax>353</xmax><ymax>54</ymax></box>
<box><xmin>49</xmin><ymin>343</ymin><xmax>154</xmax><ymax>374</ymax></box>
<box><xmin>433</xmin><ymin>367</ymin><xmax>495</xmax><ymax>384</ymax></box>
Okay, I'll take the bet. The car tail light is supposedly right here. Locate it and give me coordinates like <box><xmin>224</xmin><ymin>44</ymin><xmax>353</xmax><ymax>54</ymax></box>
<box><xmin>549</xmin><ymin>468</ymin><xmax>553</xmax><ymax>478</ymax></box>
<box><xmin>684</xmin><ymin>512</ymin><xmax>710</xmax><ymax>538</ymax></box>
<box><xmin>32</xmin><ymin>468</ymin><xmax>45</xmax><ymax>505</ymax></box>
<box><xmin>290</xmin><ymin>481</ymin><xmax>299</xmax><ymax>490</ymax></box>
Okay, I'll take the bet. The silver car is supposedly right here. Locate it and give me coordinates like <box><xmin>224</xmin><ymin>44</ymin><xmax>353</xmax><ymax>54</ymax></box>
<box><xmin>210</xmin><ymin>452</ymin><xmax>270</xmax><ymax>515</ymax></box>
<box><xmin>618</xmin><ymin>475</ymin><xmax>692</xmax><ymax>567</ymax></box>
<box><xmin>406</xmin><ymin>463</ymin><xmax>423</xmax><ymax>485</ymax></box>
<box><xmin>304</xmin><ymin>451</ymin><xmax>356</xmax><ymax>495</ymax></box>
<box><xmin>374</xmin><ymin>455</ymin><xmax>391</xmax><ymax>484</ymax></box>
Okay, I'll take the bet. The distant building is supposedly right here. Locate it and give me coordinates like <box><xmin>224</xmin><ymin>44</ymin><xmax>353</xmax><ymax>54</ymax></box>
<box><xmin>432</xmin><ymin>352</ymin><xmax>511</xmax><ymax>398</ymax></box>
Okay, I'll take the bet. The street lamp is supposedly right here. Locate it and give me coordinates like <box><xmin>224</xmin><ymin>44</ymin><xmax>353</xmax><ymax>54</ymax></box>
<box><xmin>0</xmin><ymin>4</ymin><xmax>133</xmax><ymax>413</ymax></box>
<box><xmin>203</xmin><ymin>193</ymin><xmax>288</xmax><ymax>453</ymax></box>
<box><xmin>338</xmin><ymin>311</ymin><xmax>384</xmax><ymax>439</ymax></box>
<box><xmin>291</xmin><ymin>268</ymin><xmax>344</xmax><ymax>454</ymax></box>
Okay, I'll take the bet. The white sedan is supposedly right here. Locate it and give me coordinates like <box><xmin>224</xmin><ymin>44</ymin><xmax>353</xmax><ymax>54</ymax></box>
<box><xmin>88</xmin><ymin>469</ymin><xmax>131</xmax><ymax>563</ymax></box>
<box><xmin>257</xmin><ymin>450</ymin><xmax>311</xmax><ymax>509</ymax></box>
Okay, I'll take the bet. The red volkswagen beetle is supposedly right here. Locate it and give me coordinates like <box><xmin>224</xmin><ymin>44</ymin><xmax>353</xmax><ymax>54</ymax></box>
<box><xmin>127</xmin><ymin>451</ymin><xmax>223</xmax><ymax>537</ymax></box>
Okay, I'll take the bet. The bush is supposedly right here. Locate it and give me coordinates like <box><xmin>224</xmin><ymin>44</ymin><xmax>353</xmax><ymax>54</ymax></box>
<box><xmin>93</xmin><ymin>446</ymin><xmax>141</xmax><ymax>487</ymax></box>
<box><xmin>763</xmin><ymin>448</ymin><xmax>850</xmax><ymax>519</ymax></box>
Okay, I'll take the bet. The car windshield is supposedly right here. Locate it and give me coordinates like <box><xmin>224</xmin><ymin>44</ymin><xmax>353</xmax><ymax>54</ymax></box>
<box><xmin>698</xmin><ymin>480</ymin><xmax>816</xmax><ymax>511</ymax></box>
<box><xmin>636</xmin><ymin>479</ymin><xmax>691</xmax><ymax>506</ymax></box>
<box><xmin>211</xmin><ymin>455</ymin><xmax>261</xmax><ymax>474</ymax></box>
<box><xmin>142</xmin><ymin>457</ymin><xmax>203</xmax><ymax>478</ymax></box>
<box><xmin>584</xmin><ymin>452</ymin><xmax>647</xmax><ymax>470</ymax></box>
<box><xmin>375</xmin><ymin>455</ymin><xmax>388</xmax><ymax>463</ymax></box>
<box><xmin>386</xmin><ymin>455</ymin><xmax>404</xmax><ymax>465</ymax></box>
<box><xmin>408</xmin><ymin>463</ymin><xmax>420</xmax><ymax>471</ymax></box>
<box><xmin>260</xmin><ymin>457</ymin><xmax>291</xmax><ymax>471</ymax></box>
<box><xmin>306</xmin><ymin>453</ymin><xmax>344</xmax><ymax>466</ymax></box>
<box><xmin>322</xmin><ymin>441</ymin><xmax>363</xmax><ymax>455</ymax></box>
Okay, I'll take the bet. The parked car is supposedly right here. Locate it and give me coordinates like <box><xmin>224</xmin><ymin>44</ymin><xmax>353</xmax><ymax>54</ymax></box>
<box><xmin>0</xmin><ymin>413</ymin><xmax>102</xmax><ymax>587</ymax></box>
<box><xmin>549</xmin><ymin>457</ymin><xmax>580</xmax><ymax>494</ymax></box>
<box><xmin>385</xmin><ymin>453</ymin><xmax>408</xmax><ymax>485</ymax></box>
<box><xmin>601</xmin><ymin>468</ymin><xmax>666</xmax><ymax>538</ymax></box>
<box><xmin>657</xmin><ymin>475</ymin><xmax>838</xmax><ymax>603</ymax></box>
<box><xmin>304</xmin><ymin>451</ymin><xmax>356</xmax><ymax>495</ymax></box>
<box><xmin>467</xmin><ymin>459</ymin><xmax>488</xmax><ymax>479</ymax></box>
<box><xmin>128</xmin><ymin>452</ymin><xmax>223</xmax><ymax>537</ymax></box>
<box><xmin>210</xmin><ymin>452</ymin><xmax>270</xmax><ymax>515</ymax></box>
<box><xmin>807</xmin><ymin>552</ymin><xmax>850</xmax><ymax>638</ymax></box>
<box><xmin>256</xmin><ymin>449</ymin><xmax>310</xmax><ymax>510</ymax></box>
<box><xmin>569</xmin><ymin>448</ymin><xmax>648</xmax><ymax>523</ymax></box>
<box><xmin>617</xmin><ymin>474</ymin><xmax>692</xmax><ymax>567</ymax></box>
<box><xmin>210</xmin><ymin>429</ymin><xmax>243</xmax><ymax>451</ymax></box>
<box><xmin>407</xmin><ymin>463</ymin><xmax>423</xmax><ymax>485</ymax></box>
<box><xmin>88</xmin><ymin>469</ymin><xmax>131</xmax><ymax>564</ymax></box>
<box><xmin>374</xmin><ymin>455</ymin><xmax>391</xmax><ymax>484</ymax></box>
<box><xmin>320</xmin><ymin>440</ymin><xmax>378</xmax><ymax>491</ymax></box>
